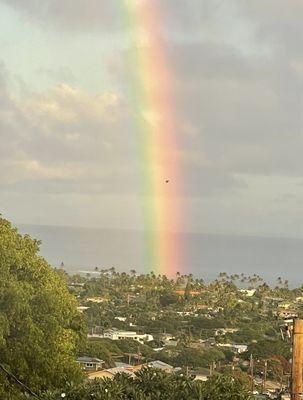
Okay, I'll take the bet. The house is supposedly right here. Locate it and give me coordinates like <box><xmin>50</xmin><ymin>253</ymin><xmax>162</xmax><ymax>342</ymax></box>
<box><xmin>279</xmin><ymin>302</ymin><xmax>292</xmax><ymax>310</ymax></box>
<box><xmin>160</xmin><ymin>333</ymin><xmax>174</xmax><ymax>341</ymax></box>
<box><xmin>77</xmin><ymin>357</ymin><xmax>105</xmax><ymax>372</ymax></box>
<box><xmin>199</xmin><ymin>338</ymin><xmax>216</xmax><ymax>347</ymax></box>
<box><xmin>175</xmin><ymin>290</ymin><xmax>201</xmax><ymax>296</ymax></box>
<box><xmin>147</xmin><ymin>360</ymin><xmax>174</xmax><ymax>372</ymax></box>
<box><xmin>217</xmin><ymin>343</ymin><xmax>233</xmax><ymax>350</ymax></box>
<box><xmin>163</xmin><ymin>339</ymin><xmax>178</xmax><ymax>347</ymax></box>
<box><xmin>214</xmin><ymin>328</ymin><xmax>239</xmax><ymax>336</ymax></box>
<box><xmin>232</xmin><ymin>344</ymin><xmax>248</xmax><ymax>354</ymax></box>
<box><xmin>239</xmin><ymin>289</ymin><xmax>256</xmax><ymax>297</ymax></box>
<box><xmin>217</xmin><ymin>343</ymin><xmax>247</xmax><ymax>354</ymax></box>
<box><xmin>277</xmin><ymin>309</ymin><xmax>298</xmax><ymax>319</ymax></box>
<box><xmin>68</xmin><ymin>282</ymin><xmax>85</xmax><ymax>288</ymax></box>
<box><xmin>195</xmin><ymin>304</ymin><xmax>210</xmax><ymax>311</ymax></box>
<box><xmin>77</xmin><ymin>306</ymin><xmax>90</xmax><ymax>313</ymax></box>
<box><xmin>176</xmin><ymin>311</ymin><xmax>198</xmax><ymax>317</ymax></box>
<box><xmin>87</xmin><ymin>367</ymin><xmax>135</xmax><ymax>380</ymax></box>
<box><xmin>86</xmin><ymin>297</ymin><xmax>108</xmax><ymax>303</ymax></box>
<box><xmin>87</xmin><ymin>370</ymin><xmax>114</xmax><ymax>380</ymax></box>
<box><xmin>132</xmin><ymin>364</ymin><xmax>146</xmax><ymax>372</ymax></box>
<box><xmin>115</xmin><ymin>362</ymin><xmax>132</xmax><ymax>368</ymax></box>
<box><xmin>115</xmin><ymin>316</ymin><xmax>127</xmax><ymax>322</ymax></box>
<box><xmin>103</xmin><ymin>329</ymin><xmax>153</xmax><ymax>343</ymax></box>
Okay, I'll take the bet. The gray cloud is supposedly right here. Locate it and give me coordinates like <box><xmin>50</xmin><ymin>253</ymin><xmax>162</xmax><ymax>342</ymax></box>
<box><xmin>36</xmin><ymin>66</ymin><xmax>77</xmax><ymax>85</ymax></box>
<box><xmin>0</xmin><ymin>62</ymin><xmax>242</xmax><ymax>198</ymax></box>
<box><xmin>0</xmin><ymin>0</ymin><xmax>224</xmax><ymax>34</ymax></box>
<box><xmin>236</xmin><ymin>1</ymin><xmax>303</xmax><ymax>54</ymax></box>
<box><xmin>165</xmin><ymin>39</ymin><xmax>303</xmax><ymax>177</ymax></box>
<box><xmin>1</xmin><ymin>0</ymin><xmax>120</xmax><ymax>31</ymax></box>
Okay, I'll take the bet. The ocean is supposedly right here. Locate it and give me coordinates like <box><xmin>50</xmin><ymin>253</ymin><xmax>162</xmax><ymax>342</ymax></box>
<box><xmin>17</xmin><ymin>224</ymin><xmax>303</xmax><ymax>286</ymax></box>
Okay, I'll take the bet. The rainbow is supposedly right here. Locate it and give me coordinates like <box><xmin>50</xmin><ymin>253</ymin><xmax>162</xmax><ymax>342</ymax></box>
<box><xmin>122</xmin><ymin>1</ymin><xmax>183</xmax><ymax>276</ymax></box>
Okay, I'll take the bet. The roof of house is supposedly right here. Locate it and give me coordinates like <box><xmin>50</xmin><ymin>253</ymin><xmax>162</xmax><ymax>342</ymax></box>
<box><xmin>87</xmin><ymin>370</ymin><xmax>113</xmax><ymax>380</ymax></box>
<box><xmin>77</xmin><ymin>356</ymin><xmax>104</xmax><ymax>363</ymax></box>
<box><xmin>114</xmin><ymin>362</ymin><xmax>132</xmax><ymax>368</ymax></box>
<box><xmin>106</xmin><ymin>367</ymin><xmax>135</xmax><ymax>377</ymax></box>
<box><xmin>87</xmin><ymin>367</ymin><xmax>136</xmax><ymax>380</ymax></box>
<box><xmin>148</xmin><ymin>360</ymin><xmax>173</xmax><ymax>370</ymax></box>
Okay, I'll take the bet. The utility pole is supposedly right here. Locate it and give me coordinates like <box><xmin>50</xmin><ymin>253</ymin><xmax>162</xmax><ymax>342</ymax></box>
<box><xmin>291</xmin><ymin>319</ymin><xmax>303</xmax><ymax>400</ymax></box>
<box><xmin>137</xmin><ymin>345</ymin><xmax>140</xmax><ymax>365</ymax></box>
<box><xmin>262</xmin><ymin>360</ymin><xmax>267</xmax><ymax>393</ymax></box>
<box><xmin>250</xmin><ymin>354</ymin><xmax>254</xmax><ymax>393</ymax></box>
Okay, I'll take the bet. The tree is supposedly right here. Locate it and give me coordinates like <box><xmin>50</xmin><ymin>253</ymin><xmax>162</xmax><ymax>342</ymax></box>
<box><xmin>159</xmin><ymin>292</ymin><xmax>179</xmax><ymax>307</ymax></box>
<box><xmin>0</xmin><ymin>218</ymin><xmax>85</xmax><ymax>398</ymax></box>
<box><xmin>202</xmin><ymin>374</ymin><xmax>253</xmax><ymax>400</ymax></box>
<box><xmin>174</xmin><ymin>348</ymin><xmax>225</xmax><ymax>369</ymax></box>
<box><xmin>244</xmin><ymin>339</ymin><xmax>291</xmax><ymax>361</ymax></box>
<box><xmin>46</xmin><ymin>369</ymin><xmax>253</xmax><ymax>400</ymax></box>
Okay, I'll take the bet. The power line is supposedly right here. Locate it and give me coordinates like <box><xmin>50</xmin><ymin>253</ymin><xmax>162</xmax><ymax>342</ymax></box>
<box><xmin>0</xmin><ymin>362</ymin><xmax>42</xmax><ymax>399</ymax></box>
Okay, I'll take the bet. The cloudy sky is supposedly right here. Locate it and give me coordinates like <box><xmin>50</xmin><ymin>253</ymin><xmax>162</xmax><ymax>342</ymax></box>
<box><xmin>1</xmin><ymin>0</ymin><xmax>303</xmax><ymax>237</ymax></box>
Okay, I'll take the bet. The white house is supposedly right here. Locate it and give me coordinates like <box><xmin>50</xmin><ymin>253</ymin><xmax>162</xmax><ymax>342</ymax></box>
<box><xmin>217</xmin><ymin>343</ymin><xmax>248</xmax><ymax>354</ymax></box>
<box><xmin>115</xmin><ymin>316</ymin><xmax>127</xmax><ymax>322</ymax></box>
<box><xmin>232</xmin><ymin>344</ymin><xmax>248</xmax><ymax>354</ymax></box>
<box><xmin>103</xmin><ymin>329</ymin><xmax>153</xmax><ymax>343</ymax></box>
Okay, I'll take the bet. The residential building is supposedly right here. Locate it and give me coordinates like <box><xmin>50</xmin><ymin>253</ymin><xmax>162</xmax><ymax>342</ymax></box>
<box><xmin>77</xmin><ymin>357</ymin><xmax>105</xmax><ymax>372</ymax></box>
<box><xmin>147</xmin><ymin>360</ymin><xmax>174</xmax><ymax>372</ymax></box>
<box><xmin>87</xmin><ymin>368</ymin><xmax>135</xmax><ymax>380</ymax></box>
<box><xmin>103</xmin><ymin>329</ymin><xmax>153</xmax><ymax>343</ymax></box>
<box><xmin>77</xmin><ymin>306</ymin><xmax>90</xmax><ymax>313</ymax></box>
<box><xmin>217</xmin><ymin>343</ymin><xmax>248</xmax><ymax>354</ymax></box>
<box><xmin>86</xmin><ymin>297</ymin><xmax>108</xmax><ymax>303</ymax></box>
<box><xmin>115</xmin><ymin>316</ymin><xmax>127</xmax><ymax>322</ymax></box>
<box><xmin>232</xmin><ymin>344</ymin><xmax>248</xmax><ymax>354</ymax></box>
<box><xmin>215</xmin><ymin>328</ymin><xmax>239</xmax><ymax>336</ymax></box>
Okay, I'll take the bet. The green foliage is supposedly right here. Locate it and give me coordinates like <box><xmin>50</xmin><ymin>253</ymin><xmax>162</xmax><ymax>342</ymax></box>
<box><xmin>0</xmin><ymin>218</ymin><xmax>85</xmax><ymax>397</ymax></box>
<box><xmin>245</xmin><ymin>339</ymin><xmax>291</xmax><ymax>360</ymax></box>
<box><xmin>46</xmin><ymin>369</ymin><xmax>252</xmax><ymax>400</ymax></box>
<box><xmin>81</xmin><ymin>339</ymin><xmax>123</xmax><ymax>366</ymax></box>
<box><xmin>174</xmin><ymin>348</ymin><xmax>225</xmax><ymax>369</ymax></box>
<box><xmin>202</xmin><ymin>374</ymin><xmax>253</xmax><ymax>400</ymax></box>
<box><xmin>159</xmin><ymin>292</ymin><xmax>179</xmax><ymax>307</ymax></box>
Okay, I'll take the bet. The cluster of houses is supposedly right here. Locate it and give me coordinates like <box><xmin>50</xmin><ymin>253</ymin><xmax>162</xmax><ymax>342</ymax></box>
<box><xmin>87</xmin><ymin>326</ymin><xmax>249</xmax><ymax>355</ymax></box>
<box><xmin>76</xmin><ymin>357</ymin><xmax>211</xmax><ymax>382</ymax></box>
<box><xmin>88</xmin><ymin>328</ymin><xmax>154</xmax><ymax>343</ymax></box>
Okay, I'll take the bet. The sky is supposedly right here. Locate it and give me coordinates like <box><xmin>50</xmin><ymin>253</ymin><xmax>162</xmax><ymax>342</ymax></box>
<box><xmin>1</xmin><ymin>0</ymin><xmax>303</xmax><ymax>238</ymax></box>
